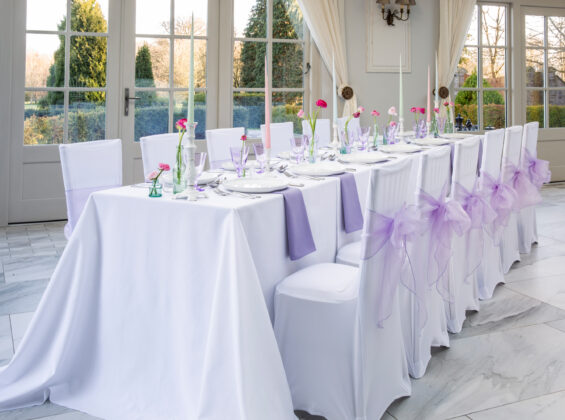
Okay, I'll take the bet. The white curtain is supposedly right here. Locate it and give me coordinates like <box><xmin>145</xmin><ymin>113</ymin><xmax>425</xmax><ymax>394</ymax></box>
<box><xmin>438</xmin><ymin>0</ymin><xmax>476</xmax><ymax>119</ymax></box>
<box><xmin>297</xmin><ymin>0</ymin><xmax>357</xmax><ymax>116</ymax></box>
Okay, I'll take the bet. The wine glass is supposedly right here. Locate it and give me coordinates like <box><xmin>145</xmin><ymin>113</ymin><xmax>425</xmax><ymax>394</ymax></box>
<box><xmin>253</xmin><ymin>143</ymin><xmax>266</xmax><ymax>174</ymax></box>
<box><xmin>194</xmin><ymin>152</ymin><xmax>207</xmax><ymax>191</ymax></box>
<box><xmin>358</xmin><ymin>126</ymin><xmax>371</xmax><ymax>151</ymax></box>
<box><xmin>289</xmin><ymin>136</ymin><xmax>306</xmax><ymax>164</ymax></box>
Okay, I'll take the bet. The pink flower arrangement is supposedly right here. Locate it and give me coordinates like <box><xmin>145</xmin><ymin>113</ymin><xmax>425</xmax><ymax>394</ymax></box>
<box><xmin>344</xmin><ymin>106</ymin><xmax>365</xmax><ymax>145</ymax></box>
<box><xmin>174</xmin><ymin>118</ymin><xmax>188</xmax><ymax>189</ymax></box>
<box><xmin>371</xmin><ymin>110</ymin><xmax>380</xmax><ymax>117</ymax></box>
<box><xmin>297</xmin><ymin>99</ymin><xmax>328</xmax><ymax>158</ymax></box>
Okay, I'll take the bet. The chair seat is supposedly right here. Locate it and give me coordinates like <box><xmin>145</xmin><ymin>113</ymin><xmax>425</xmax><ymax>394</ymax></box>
<box><xmin>276</xmin><ymin>263</ymin><xmax>359</xmax><ymax>303</ymax></box>
<box><xmin>335</xmin><ymin>241</ymin><xmax>361</xmax><ymax>267</ymax></box>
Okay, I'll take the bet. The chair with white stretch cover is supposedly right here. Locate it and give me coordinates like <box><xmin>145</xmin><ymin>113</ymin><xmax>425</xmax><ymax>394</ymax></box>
<box><xmin>274</xmin><ymin>160</ymin><xmax>413</xmax><ymax>420</ymax></box>
<box><xmin>302</xmin><ymin>119</ymin><xmax>331</xmax><ymax>147</ymax></box>
<box><xmin>260</xmin><ymin>122</ymin><xmax>294</xmax><ymax>157</ymax></box>
<box><xmin>500</xmin><ymin>126</ymin><xmax>523</xmax><ymax>273</ymax></box>
<box><xmin>446</xmin><ymin>136</ymin><xmax>484</xmax><ymax>333</ymax></box>
<box><xmin>205</xmin><ymin>127</ymin><xmax>245</xmax><ymax>169</ymax></box>
<box><xmin>337</xmin><ymin>116</ymin><xmax>360</xmax><ymax>142</ymax></box>
<box><xmin>400</xmin><ymin>146</ymin><xmax>453</xmax><ymax>378</ymax></box>
<box><xmin>476</xmin><ymin>129</ymin><xmax>506</xmax><ymax>299</ymax></box>
<box><xmin>518</xmin><ymin>122</ymin><xmax>540</xmax><ymax>253</ymax></box>
<box><xmin>59</xmin><ymin>139</ymin><xmax>122</xmax><ymax>239</ymax></box>
<box><xmin>140</xmin><ymin>133</ymin><xmax>180</xmax><ymax>179</ymax></box>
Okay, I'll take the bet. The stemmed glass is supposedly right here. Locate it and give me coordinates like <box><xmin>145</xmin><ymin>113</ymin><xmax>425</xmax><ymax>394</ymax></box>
<box><xmin>230</xmin><ymin>145</ymin><xmax>249</xmax><ymax>178</ymax></box>
<box><xmin>358</xmin><ymin>126</ymin><xmax>371</xmax><ymax>151</ymax></box>
<box><xmin>253</xmin><ymin>143</ymin><xmax>267</xmax><ymax>174</ymax></box>
<box><xmin>194</xmin><ymin>152</ymin><xmax>207</xmax><ymax>191</ymax></box>
<box><xmin>289</xmin><ymin>136</ymin><xmax>306</xmax><ymax>164</ymax></box>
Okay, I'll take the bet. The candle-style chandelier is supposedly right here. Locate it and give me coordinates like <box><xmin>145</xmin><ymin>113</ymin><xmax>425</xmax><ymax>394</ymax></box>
<box><xmin>376</xmin><ymin>0</ymin><xmax>416</xmax><ymax>26</ymax></box>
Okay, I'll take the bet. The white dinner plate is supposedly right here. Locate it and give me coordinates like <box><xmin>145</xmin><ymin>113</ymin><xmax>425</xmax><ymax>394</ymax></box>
<box><xmin>197</xmin><ymin>172</ymin><xmax>218</xmax><ymax>185</ymax></box>
<box><xmin>379</xmin><ymin>144</ymin><xmax>424</xmax><ymax>154</ymax></box>
<box><xmin>278</xmin><ymin>150</ymin><xmax>323</xmax><ymax>160</ymax></box>
<box><xmin>291</xmin><ymin>162</ymin><xmax>345</xmax><ymax>177</ymax></box>
<box><xmin>338</xmin><ymin>151</ymin><xmax>389</xmax><ymax>164</ymax></box>
<box><xmin>221</xmin><ymin>160</ymin><xmax>255</xmax><ymax>171</ymax></box>
<box><xmin>441</xmin><ymin>132</ymin><xmax>473</xmax><ymax>139</ymax></box>
<box><xmin>412</xmin><ymin>137</ymin><xmax>453</xmax><ymax>146</ymax></box>
<box><xmin>223</xmin><ymin>177</ymin><xmax>288</xmax><ymax>193</ymax></box>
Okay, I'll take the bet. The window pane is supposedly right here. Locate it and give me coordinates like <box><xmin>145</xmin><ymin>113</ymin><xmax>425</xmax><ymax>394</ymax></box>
<box><xmin>548</xmin><ymin>17</ymin><xmax>565</xmax><ymax>49</ymax></box>
<box><xmin>526</xmin><ymin>90</ymin><xmax>544</xmax><ymax>126</ymax></box>
<box><xmin>273</xmin><ymin>92</ymin><xmax>302</xmax><ymax>133</ymax></box>
<box><xmin>174</xmin><ymin>39</ymin><xmax>206</xmax><ymax>88</ymax></box>
<box><xmin>454</xmin><ymin>91</ymin><xmax>478</xmax><ymax>131</ymax></box>
<box><xmin>26</xmin><ymin>0</ymin><xmax>66</xmax><ymax>31</ymax></box>
<box><xmin>26</xmin><ymin>34</ymin><xmax>62</xmax><ymax>88</ymax></box>
<box><xmin>481</xmin><ymin>5</ymin><xmax>506</xmax><ymax>46</ymax></box>
<box><xmin>273</xmin><ymin>42</ymin><xmax>303</xmax><ymax>88</ymax></box>
<box><xmin>273</xmin><ymin>0</ymin><xmax>303</xmax><ymax>39</ymax></box>
<box><xmin>526</xmin><ymin>48</ymin><xmax>544</xmax><ymax>87</ymax></box>
<box><xmin>234</xmin><ymin>0</ymin><xmax>266</xmax><ymax>38</ymax></box>
<box><xmin>548</xmin><ymin>49</ymin><xmax>565</xmax><ymax>87</ymax></box>
<box><xmin>71</xmin><ymin>0</ymin><xmax>108</xmax><ymax>33</ymax></box>
<box><xmin>134</xmin><ymin>91</ymin><xmax>169</xmax><ymax>141</ymax></box>
<box><xmin>525</xmin><ymin>15</ymin><xmax>545</xmax><ymax>47</ymax></box>
<box><xmin>465</xmin><ymin>6</ymin><xmax>478</xmax><ymax>45</ymax></box>
<box><xmin>70</xmin><ymin>36</ymin><xmax>107</xmax><ymax>88</ymax></box>
<box><xmin>483</xmin><ymin>90</ymin><xmax>506</xmax><ymax>130</ymax></box>
<box><xmin>173</xmin><ymin>91</ymin><xmax>206</xmax><ymax>139</ymax></box>
<box><xmin>233</xmin><ymin>92</ymin><xmax>264</xmax><ymax>134</ymax></box>
<box><xmin>456</xmin><ymin>47</ymin><xmax>478</xmax><ymax>89</ymax></box>
<box><xmin>482</xmin><ymin>48</ymin><xmax>505</xmax><ymax>87</ymax></box>
<box><xmin>175</xmin><ymin>0</ymin><xmax>207</xmax><ymax>36</ymax></box>
<box><xmin>233</xmin><ymin>41</ymin><xmax>266</xmax><ymax>88</ymax></box>
<box><xmin>68</xmin><ymin>91</ymin><xmax>106</xmax><ymax>142</ymax></box>
<box><xmin>23</xmin><ymin>91</ymin><xmax>64</xmax><ymax>145</ymax></box>
<box><xmin>549</xmin><ymin>92</ymin><xmax>565</xmax><ymax>128</ymax></box>
<box><xmin>136</xmin><ymin>38</ymin><xmax>169</xmax><ymax>88</ymax></box>
<box><xmin>136</xmin><ymin>0</ymin><xmax>170</xmax><ymax>35</ymax></box>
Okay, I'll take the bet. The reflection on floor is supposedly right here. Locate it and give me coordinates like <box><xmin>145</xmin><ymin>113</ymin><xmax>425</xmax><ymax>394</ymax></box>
<box><xmin>1</xmin><ymin>183</ymin><xmax>565</xmax><ymax>420</ymax></box>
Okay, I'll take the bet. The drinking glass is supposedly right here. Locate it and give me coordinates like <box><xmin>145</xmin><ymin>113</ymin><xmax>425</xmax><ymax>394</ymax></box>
<box><xmin>194</xmin><ymin>152</ymin><xmax>207</xmax><ymax>191</ymax></box>
<box><xmin>289</xmin><ymin>136</ymin><xmax>306</xmax><ymax>164</ymax></box>
<box><xmin>230</xmin><ymin>145</ymin><xmax>249</xmax><ymax>177</ymax></box>
<box><xmin>438</xmin><ymin>117</ymin><xmax>446</xmax><ymax>134</ymax></box>
<box><xmin>253</xmin><ymin>143</ymin><xmax>266</xmax><ymax>174</ymax></box>
<box><xmin>358</xmin><ymin>126</ymin><xmax>371</xmax><ymax>151</ymax></box>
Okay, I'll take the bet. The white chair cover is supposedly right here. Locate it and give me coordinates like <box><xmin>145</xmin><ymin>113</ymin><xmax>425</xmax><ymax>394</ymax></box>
<box><xmin>518</xmin><ymin>122</ymin><xmax>540</xmax><ymax>253</ymax></box>
<box><xmin>205</xmin><ymin>127</ymin><xmax>245</xmax><ymax>169</ymax></box>
<box><xmin>59</xmin><ymin>139</ymin><xmax>122</xmax><ymax>239</ymax></box>
<box><xmin>337</xmin><ymin>116</ymin><xmax>360</xmax><ymax>142</ymax></box>
<box><xmin>301</xmin><ymin>119</ymin><xmax>331</xmax><ymax>147</ymax></box>
<box><xmin>140</xmin><ymin>133</ymin><xmax>180</xmax><ymax>179</ymax></box>
<box><xmin>500</xmin><ymin>126</ymin><xmax>523</xmax><ymax>273</ymax></box>
<box><xmin>274</xmin><ymin>160</ymin><xmax>413</xmax><ymax>420</ymax></box>
<box><xmin>476</xmin><ymin>129</ymin><xmax>506</xmax><ymax>299</ymax></box>
<box><xmin>260</xmin><ymin>122</ymin><xmax>294</xmax><ymax>157</ymax></box>
<box><xmin>400</xmin><ymin>146</ymin><xmax>451</xmax><ymax>378</ymax></box>
<box><xmin>446</xmin><ymin>136</ymin><xmax>482</xmax><ymax>333</ymax></box>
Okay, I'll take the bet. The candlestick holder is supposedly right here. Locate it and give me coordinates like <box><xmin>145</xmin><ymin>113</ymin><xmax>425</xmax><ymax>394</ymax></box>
<box><xmin>183</xmin><ymin>122</ymin><xmax>198</xmax><ymax>197</ymax></box>
<box><xmin>331</xmin><ymin>122</ymin><xmax>340</xmax><ymax>150</ymax></box>
<box><xmin>265</xmin><ymin>148</ymin><xmax>271</xmax><ymax>172</ymax></box>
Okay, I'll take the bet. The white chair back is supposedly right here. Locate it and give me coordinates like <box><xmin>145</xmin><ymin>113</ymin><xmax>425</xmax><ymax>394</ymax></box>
<box><xmin>302</xmin><ymin>119</ymin><xmax>331</xmax><ymax>147</ymax></box>
<box><xmin>260</xmin><ymin>122</ymin><xmax>294</xmax><ymax>156</ymax></box>
<box><xmin>205</xmin><ymin>127</ymin><xmax>245</xmax><ymax>168</ymax></box>
<box><xmin>140</xmin><ymin>133</ymin><xmax>179</xmax><ymax>179</ymax></box>
<box><xmin>481</xmin><ymin>129</ymin><xmax>504</xmax><ymax>179</ymax></box>
<box><xmin>337</xmin><ymin>116</ymin><xmax>360</xmax><ymax>138</ymax></box>
<box><xmin>59</xmin><ymin>139</ymin><xmax>122</xmax><ymax>238</ymax></box>
<box><xmin>418</xmin><ymin>146</ymin><xmax>451</xmax><ymax>199</ymax></box>
<box><xmin>521</xmin><ymin>121</ymin><xmax>539</xmax><ymax>158</ymax></box>
<box><xmin>501</xmin><ymin>126</ymin><xmax>523</xmax><ymax>183</ymax></box>
<box><xmin>452</xmin><ymin>136</ymin><xmax>481</xmax><ymax>192</ymax></box>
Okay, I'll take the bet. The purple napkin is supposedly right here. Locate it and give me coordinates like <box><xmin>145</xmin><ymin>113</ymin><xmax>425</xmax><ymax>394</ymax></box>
<box><xmin>336</xmin><ymin>173</ymin><xmax>364</xmax><ymax>233</ymax></box>
<box><xmin>276</xmin><ymin>187</ymin><xmax>316</xmax><ymax>260</ymax></box>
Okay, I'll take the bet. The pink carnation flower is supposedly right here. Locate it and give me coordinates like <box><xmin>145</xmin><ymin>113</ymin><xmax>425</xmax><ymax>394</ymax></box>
<box><xmin>419</xmin><ymin>107</ymin><xmax>426</xmax><ymax>114</ymax></box>
<box><xmin>241</xmin><ymin>135</ymin><xmax>247</xmax><ymax>141</ymax></box>
<box><xmin>147</xmin><ymin>170</ymin><xmax>160</xmax><ymax>180</ymax></box>
<box><xmin>388</xmin><ymin>106</ymin><xmax>397</xmax><ymax>116</ymax></box>
<box><xmin>175</xmin><ymin>118</ymin><xmax>187</xmax><ymax>130</ymax></box>
<box><xmin>434</xmin><ymin>107</ymin><xmax>439</xmax><ymax>113</ymax></box>
<box><xmin>158</xmin><ymin>163</ymin><xmax>170</xmax><ymax>171</ymax></box>
<box><xmin>410</xmin><ymin>107</ymin><xmax>417</xmax><ymax>113</ymax></box>
<box><xmin>297</xmin><ymin>109</ymin><xmax>305</xmax><ymax>118</ymax></box>
<box><xmin>316</xmin><ymin>99</ymin><xmax>328</xmax><ymax>108</ymax></box>
<box><xmin>353</xmin><ymin>112</ymin><xmax>361</xmax><ymax>118</ymax></box>
<box><xmin>371</xmin><ymin>110</ymin><xmax>380</xmax><ymax>117</ymax></box>
<box><xmin>358</xmin><ymin>106</ymin><xmax>365</xmax><ymax>113</ymax></box>
<box><xmin>390</xmin><ymin>121</ymin><xmax>397</xmax><ymax>127</ymax></box>
<box><xmin>443</xmin><ymin>101</ymin><xmax>450</xmax><ymax>107</ymax></box>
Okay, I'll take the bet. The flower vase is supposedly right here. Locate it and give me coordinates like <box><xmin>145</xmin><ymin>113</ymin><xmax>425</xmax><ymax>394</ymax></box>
<box><xmin>172</xmin><ymin>147</ymin><xmax>187</xmax><ymax>194</ymax></box>
<box><xmin>418</xmin><ymin>119</ymin><xmax>428</xmax><ymax>138</ymax></box>
<box><xmin>308</xmin><ymin>133</ymin><xmax>318</xmax><ymax>163</ymax></box>
<box><xmin>445</xmin><ymin>116</ymin><xmax>454</xmax><ymax>134</ymax></box>
<box><xmin>340</xmin><ymin>129</ymin><xmax>351</xmax><ymax>154</ymax></box>
<box><xmin>430</xmin><ymin>116</ymin><xmax>439</xmax><ymax>138</ymax></box>
<box><xmin>386</xmin><ymin>124</ymin><xmax>397</xmax><ymax>144</ymax></box>
<box><xmin>372</xmin><ymin>124</ymin><xmax>379</xmax><ymax>149</ymax></box>
<box><xmin>148</xmin><ymin>181</ymin><xmax>162</xmax><ymax>197</ymax></box>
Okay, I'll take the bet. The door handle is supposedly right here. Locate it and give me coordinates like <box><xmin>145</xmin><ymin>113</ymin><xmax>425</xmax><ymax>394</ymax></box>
<box><xmin>124</xmin><ymin>88</ymin><xmax>141</xmax><ymax>116</ymax></box>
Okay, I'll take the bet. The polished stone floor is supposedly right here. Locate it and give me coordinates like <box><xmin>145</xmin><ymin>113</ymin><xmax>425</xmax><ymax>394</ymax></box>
<box><xmin>1</xmin><ymin>183</ymin><xmax>565</xmax><ymax>420</ymax></box>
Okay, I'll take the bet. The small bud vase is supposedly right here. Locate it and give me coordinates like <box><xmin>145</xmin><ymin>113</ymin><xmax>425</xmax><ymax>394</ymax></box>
<box><xmin>172</xmin><ymin>148</ymin><xmax>187</xmax><ymax>194</ymax></box>
<box><xmin>148</xmin><ymin>181</ymin><xmax>162</xmax><ymax>198</ymax></box>
<box><xmin>308</xmin><ymin>133</ymin><xmax>318</xmax><ymax>163</ymax></box>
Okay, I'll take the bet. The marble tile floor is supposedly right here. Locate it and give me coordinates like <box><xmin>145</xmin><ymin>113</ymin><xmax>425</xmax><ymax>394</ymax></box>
<box><xmin>1</xmin><ymin>183</ymin><xmax>565</xmax><ymax>419</ymax></box>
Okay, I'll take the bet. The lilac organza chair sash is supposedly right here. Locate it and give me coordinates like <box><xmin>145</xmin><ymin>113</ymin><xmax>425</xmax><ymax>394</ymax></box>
<box><xmin>522</xmin><ymin>149</ymin><xmax>551</xmax><ymax>189</ymax></box>
<box><xmin>503</xmin><ymin>160</ymin><xmax>541</xmax><ymax>210</ymax></box>
<box><xmin>360</xmin><ymin>204</ymin><xmax>420</xmax><ymax>327</ymax></box>
<box><xmin>65</xmin><ymin>184</ymin><xmax>121</xmax><ymax>238</ymax></box>
<box><xmin>418</xmin><ymin>184</ymin><xmax>471</xmax><ymax>301</ymax></box>
<box><xmin>480</xmin><ymin>171</ymin><xmax>517</xmax><ymax>243</ymax></box>
<box><xmin>453</xmin><ymin>180</ymin><xmax>497</xmax><ymax>276</ymax></box>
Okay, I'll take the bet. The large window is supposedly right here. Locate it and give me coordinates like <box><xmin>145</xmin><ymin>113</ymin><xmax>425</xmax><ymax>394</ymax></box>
<box><xmin>24</xmin><ymin>0</ymin><xmax>109</xmax><ymax>144</ymax></box>
<box><xmin>135</xmin><ymin>0</ymin><xmax>207</xmax><ymax>139</ymax></box>
<box><xmin>454</xmin><ymin>3</ymin><xmax>509</xmax><ymax>131</ymax></box>
<box><xmin>232</xmin><ymin>0</ymin><xmax>305</xmax><ymax>135</ymax></box>
<box><xmin>525</xmin><ymin>13</ymin><xmax>565</xmax><ymax>128</ymax></box>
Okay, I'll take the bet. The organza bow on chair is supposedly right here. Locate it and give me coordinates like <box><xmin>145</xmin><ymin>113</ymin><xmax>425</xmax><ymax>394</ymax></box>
<box><xmin>453</xmin><ymin>180</ymin><xmax>497</xmax><ymax>276</ymax></box>
<box><xmin>480</xmin><ymin>171</ymin><xmax>517</xmax><ymax>244</ymax></box>
<box><xmin>418</xmin><ymin>185</ymin><xmax>471</xmax><ymax>302</ymax></box>
<box><xmin>360</xmin><ymin>204</ymin><xmax>420</xmax><ymax>327</ymax></box>
<box><xmin>522</xmin><ymin>149</ymin><xmax>551</xmax><ymax>190</ymax></box>
<box><xmin>503</xmin><ymin>160</ymin><xmax>541</xmax><ymax>210</ymax></box>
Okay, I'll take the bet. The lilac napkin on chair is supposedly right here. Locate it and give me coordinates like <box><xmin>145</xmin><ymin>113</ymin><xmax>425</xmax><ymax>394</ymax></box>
<box><xmin>276</xmin><ymin>187</ymin><xmax>316</xmax><ymax>260</ymax></box>
<box><xmin>335</xmin><ymin>173</ymin><xmax>364</xmax><ymax>233</ymax></box>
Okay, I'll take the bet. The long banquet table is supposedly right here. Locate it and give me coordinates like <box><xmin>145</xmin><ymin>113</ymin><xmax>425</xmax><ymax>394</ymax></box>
<box><xmin>0</xmin><ymin>144</ymin><xmax>457</xmax><ymax>419</ymax></box>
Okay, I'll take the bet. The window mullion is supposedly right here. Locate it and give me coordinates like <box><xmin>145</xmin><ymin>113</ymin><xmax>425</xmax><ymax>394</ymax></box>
<box><xmin>267</xmin><ymin>0</ymin><xmax>273</xmax><ymax>116</ymax></box>
<box><xmin>168</xmin><ymin>0</ymin><xmax>174</xmax><ymax>133</ymax></box>
<box><xmin>63</xmin><ymin>0</ymin><xmax>71</xmax><ymax>143</ymax></box>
